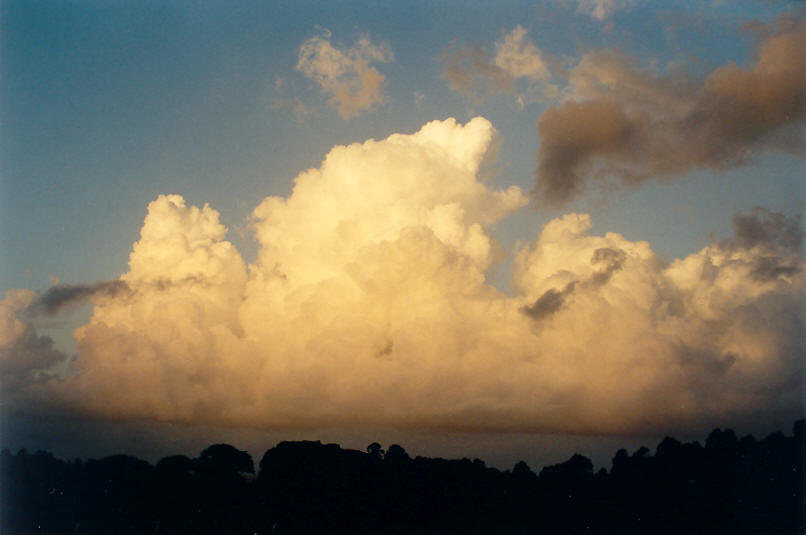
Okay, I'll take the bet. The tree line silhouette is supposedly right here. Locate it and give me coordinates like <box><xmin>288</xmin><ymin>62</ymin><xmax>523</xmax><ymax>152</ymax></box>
<box><xmin>2</xmin><ymin>420</ymin><xmax>803</xmax><ymax>533</ymax></box>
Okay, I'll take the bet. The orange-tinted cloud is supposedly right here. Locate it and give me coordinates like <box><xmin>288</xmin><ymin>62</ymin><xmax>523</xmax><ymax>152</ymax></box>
<box><xmin>296</xmin><ymin>30</ymin><xmax>393</xmax><ymax>119</ymax></box>
<box><xmin>0</xmin><ymin>290</ymin><xmax>70</xmax><ymax>393</ymax></box>
<box><xmin>535</xmin><ymin>13</ymin><xmax>806</xmax><ymax>203</ymax></box>
<box><xmin>439</xmin><ymin>26</ymin><xmax>558</xmax><ymax>106</ymax></box>
<box><xmin>8</xmin><ymin>118</ymin><xmax>802</xmax><ymax>436</ymax></box>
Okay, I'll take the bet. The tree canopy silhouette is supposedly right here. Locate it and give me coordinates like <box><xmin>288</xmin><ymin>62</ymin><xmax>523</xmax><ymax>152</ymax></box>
<box><xmin>1</xmin><ymin>420</ymin><xmax>803</xmax><ymax>533</ymax></box>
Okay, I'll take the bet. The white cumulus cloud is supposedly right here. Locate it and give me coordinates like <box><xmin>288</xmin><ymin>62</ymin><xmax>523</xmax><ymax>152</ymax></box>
<box><xmin>10</xmin><ymin>117</ymin><xmax>801</xmax><ymax>437</ymax></box>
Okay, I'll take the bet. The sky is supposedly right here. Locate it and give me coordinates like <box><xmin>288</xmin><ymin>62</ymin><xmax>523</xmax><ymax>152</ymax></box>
<box><xmin>1</xmin><ymin>0</ymin><xmax>804</xmax><ymax>470</ymax></box>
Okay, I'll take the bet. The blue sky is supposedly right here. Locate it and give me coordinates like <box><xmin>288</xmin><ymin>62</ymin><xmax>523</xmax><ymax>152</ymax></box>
<box><xmin>3</xmin><ymin>1</ymin><xmax>800</xmax><ymax>292</ymax></box>
<box><xmin>1</xmin><ymin>1</ymin><xmax>803</xmax><ymax>466</ymax></box>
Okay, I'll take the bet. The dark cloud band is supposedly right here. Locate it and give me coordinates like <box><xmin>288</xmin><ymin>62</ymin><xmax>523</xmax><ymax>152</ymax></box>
<box><xmin>28</xmin><ymin>281</ymin><xmax>130</xmax><ymax>316</ymax></box>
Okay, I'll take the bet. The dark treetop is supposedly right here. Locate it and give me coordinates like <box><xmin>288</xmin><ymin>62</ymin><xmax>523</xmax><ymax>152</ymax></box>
<box><xmin>2</xmin><ymin>420</ymin><xmax>803</xmax><ymax>534</ymax></box>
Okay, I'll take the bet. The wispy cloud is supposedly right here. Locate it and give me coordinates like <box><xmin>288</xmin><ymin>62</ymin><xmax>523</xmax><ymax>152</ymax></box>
<box><xmin>440</xmin><ymin>43</ymin><xmax>513</xmax><ymax>100</ymax></box>
<box><xmin>439</xmin><ymin>26</ymin><xmax>558</xmax><ymax>105</ymax></box>
<box><xmin>576</xmin><ymin>0</ymin><xmax>619</xmax><ymax>21</ymax></box>
<box><xmin>494</xmin><ymin>25</ymin><xmax>550</xmax><ymax>81</ymax></box>
<box><xmin>296</xmin><ymin>29</ymin><xmax>393</xmax><ymax>119</ymax></box>
<box><xmin>27</xmin><ymin>281</ymin><xmax>130</xmax><ymax>316</ymax></box>
<box><xmin>269</xmin><ymin>77</ymin><xmax>314</xmax><ymax>122</ymax></box>
<box><xmin>535</xmin><ymin>12</ymin><xmax>806</xmax><ymax>203</ymax></box>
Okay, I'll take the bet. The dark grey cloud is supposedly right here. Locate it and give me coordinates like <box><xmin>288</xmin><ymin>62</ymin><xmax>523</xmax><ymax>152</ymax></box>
<box><xmin>0</xmin><ymin>327</ymin><xmax>69</xmax><ymax>394</ymax></box>
<box><xmin>591</xmin><ymin>247</ymin><xmax>627</xmax><ymax>286</ymax></box>
<box><xmin>522</xmin><ymin>282</ymin><xmax>576</xmax><ymax>320</ymax></box>
<box><xmin>523</xmin><ymin>247</ymin><xmax>628</xmax><ymax>320</ymax></box>
<box><xmin>750</xmin><ymin>256</ymin><xmax>801</xmax><ymax>281</ymax></box>
<box><xmin>24</xmin><ymin>276</ymin><xmax>211</xmax><ymax>318</ymax></box>
<box><xmin>535</xmin><ymin>12</ymin><xmax>806</xmax><ymax>204</ymax></box>
<box><xmin>732</xmin><ymin>207</ymin><xmax>802</xmax><ymax>252</ymax></box>
<box><xmin>28</xmin><ymin>281</ymin><xmax>130</xmax><ymax>316</ymax></box>
<box><xmin>725</xmin><ymin>207</ymin><xmax>803</xmax><ymax>282</ymax></box>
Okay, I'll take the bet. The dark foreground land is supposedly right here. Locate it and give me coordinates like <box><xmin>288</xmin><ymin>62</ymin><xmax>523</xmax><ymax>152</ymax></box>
<box><xmin>1</xmin><ymin>421</ymin><xmax>803</xmax><ymax>534</ymax></box>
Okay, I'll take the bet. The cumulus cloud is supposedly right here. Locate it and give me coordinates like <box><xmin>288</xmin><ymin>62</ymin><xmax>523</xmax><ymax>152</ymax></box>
<box><xmin>440</xmin><ymin>26</ymin><xmax>557</xmax><ymax>105</ymax></box>
<box><xmin>1</xmin><ymin>290</ymin><xmax>70</xmax><ymax>393</ymax></box>
<box><xmin>19</xmin><ymin>118</ymin><xmax>803</xmax><ymax>436</ymax></box>
<box><xmin>535</xmin><ymin>12</ymin><xmax>806</xmax><ymax>203</ymax></box>
<box><xmin>512</xmin><ymin>209</ymin><xmax>804</xmax><ymax>431</ymax></box>
<box><xmin>296</xmin><ymin>30</ymin><xmax>393</xmax><ymax>119</ymax></box>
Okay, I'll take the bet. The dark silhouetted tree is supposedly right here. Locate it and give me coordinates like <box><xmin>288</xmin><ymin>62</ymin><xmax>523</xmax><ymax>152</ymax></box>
<box><xmin>366</xmin><ymin>441</ymin><xmax>384</xmax><ymax>459</ymax></box>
